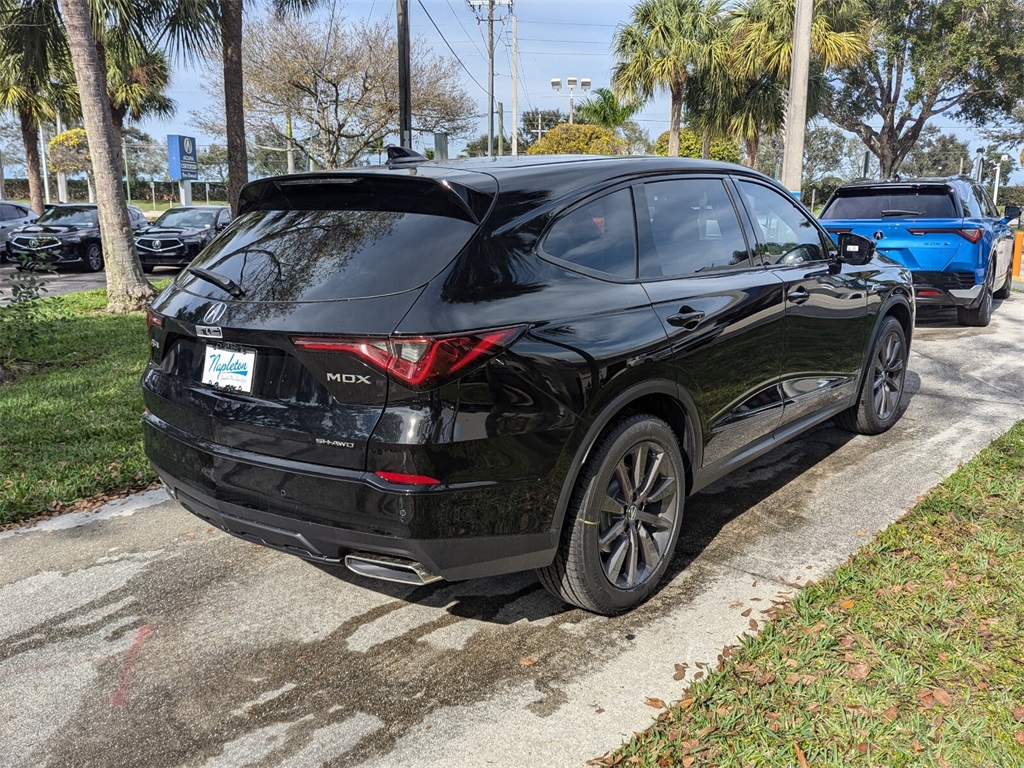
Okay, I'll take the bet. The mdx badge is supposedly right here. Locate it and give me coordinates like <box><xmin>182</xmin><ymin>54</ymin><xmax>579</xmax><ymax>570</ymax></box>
<box><xmin>197</xmin><ymin>326</ymin><xmax>223</xmax><ymax>339</ymax></box>
<box><xmin>328</xmin><ymin>373</ymin><xmax>372</xmax><ymax>384</ymax></box>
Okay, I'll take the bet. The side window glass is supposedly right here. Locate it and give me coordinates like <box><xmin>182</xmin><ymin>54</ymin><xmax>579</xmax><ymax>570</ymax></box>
<box><xmin>736</xmin><ymin>180</ymin><xmax>829</xmax><ymax>265</ymax></box>
<box><xmin>542</xmin><ymin>188</ymin><xmax>637</xmax><ymax>278</ymax></box>
<box><xmin>0</xmin><ymin>205</ymin><xmax>17</xmax><ymax>221</ymax></box>
<box><xmin>641</xmin><ymin>178</ymin><xmax>751</xmax><ymax>278</ymax></box>
<box><xmin>975</xmin><ymin>185</ymin><xmax>998</xmax><ymax>218</ymax></box>
<box><xmin>219</xmin><ymin>210</ymin><xmax>232</xmax><ymax>227</ymax></box>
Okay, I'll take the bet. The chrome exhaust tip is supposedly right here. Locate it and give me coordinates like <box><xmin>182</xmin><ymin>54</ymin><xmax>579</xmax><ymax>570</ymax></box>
<box><xmin>344</xmin><ymin>553</ymin><xmax>442</xmax><ymax>586</ymax></box>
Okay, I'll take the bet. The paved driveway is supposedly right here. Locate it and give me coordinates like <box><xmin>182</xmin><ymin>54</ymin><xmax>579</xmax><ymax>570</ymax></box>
<box><xmin>2</xmin><ymin>298</ymin><xmax>1022</xmax><ymax>768</ymax></box>
<box><xmin>0</xmin><ymin>262</ymin><xmax>181</xmax><ymax>299</ymax></box>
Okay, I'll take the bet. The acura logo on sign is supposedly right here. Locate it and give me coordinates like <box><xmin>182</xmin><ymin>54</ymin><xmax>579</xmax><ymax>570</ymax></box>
<box><xmin>203</xmin><ymin>302</ymin><xmax>227</xmax><ymax>325</ymax></box>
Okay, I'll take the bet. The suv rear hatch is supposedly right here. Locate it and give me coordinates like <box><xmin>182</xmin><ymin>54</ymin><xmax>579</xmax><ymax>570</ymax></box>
<box><xmin>819</xmin><ymin>184</ymin><xmax>970</xmax><ymax>271</ymax></box>
<box><xmin>144</xmin><ymin>170</ymin><xmax>496</xmax><ymax>475</ymax></box>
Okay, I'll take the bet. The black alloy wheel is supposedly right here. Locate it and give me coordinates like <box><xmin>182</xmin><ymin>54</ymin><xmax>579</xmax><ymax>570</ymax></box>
<box><xmin>836</xmin><ymin>316</ymin><xmax>908</xmax><ymax>435</ymax></box>
<box><xmin>537</xmin><ymin>414</ymin><xmax>685</xmax><ymax>615</ymax></box>
<box><xmin>958</xmin><ymin>260</ymin><xmax>995</xmax><ymax>327</ymax></box>
<box><xmin>83</xmin><ymin>243</ymin><xmax>104</xmax><ymax>273</ymax></box>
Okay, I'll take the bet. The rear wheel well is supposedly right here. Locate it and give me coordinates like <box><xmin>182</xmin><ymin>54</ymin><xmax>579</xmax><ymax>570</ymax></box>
<box><xmin>884</xmin><ymin>295</ymin><xmax>913</xmax><ymax>340</ymax></box>
<box><xmin>617</xmin><ymin>393</ymin><xmax>695</xmax><ymax>497</ymax></box>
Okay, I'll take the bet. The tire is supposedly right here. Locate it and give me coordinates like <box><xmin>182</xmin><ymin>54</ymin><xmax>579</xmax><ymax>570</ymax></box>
<box><xmin>993</xmin><ymin>266</ymin><xmax>1012</xmax><ymax>300</ymax></box>
<box><xmin>82</xmin><ymin>243</ymin><xmax>104</xmax><ymax>273</ymax></box>
<box><xmin>957</xmin><ymin>264</ymin><xmax>994</xmax><ymax>327</ymax></box>
<box><xmin>835</xmin><ymin>316</ymin><xmax>908</xmax><ymax>435</ymax></box>
<box><xmin>536</xmin><ymin>413</ymin><xmax>686</xmax><ymax>615</ymax></box>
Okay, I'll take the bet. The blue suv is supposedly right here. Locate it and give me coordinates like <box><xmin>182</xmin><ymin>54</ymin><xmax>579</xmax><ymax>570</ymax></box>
<box><xmin>819</xmin><ymin>177</ymin><xmax>1017</xmax><ymax>326</ymax></box>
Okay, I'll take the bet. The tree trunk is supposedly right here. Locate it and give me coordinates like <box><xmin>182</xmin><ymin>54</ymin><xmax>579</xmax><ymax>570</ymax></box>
<box><xmin>221</xmin><ymin>0</ymin><xmax>248</xmax><ymax>215</ymax></box>
<box><xmin>59</xmin><ymin>0</ymin><xmax>153</xmax><ymax>313</ymax></box>
<box><xmin>744</xmin><ymin>135</ymin><xmax>760</xmax><ymax>169</ymax></box>
<box><xmin>19</xmin><ymin>111</ymin><xmax>44</xmax><ymax>214</ymax></box>
<box><xmin>701</xmin><ymin>132</ymin><xmax>711</xmax><ymax>160</ymax></box>
<box><xmin>668</xmin><ymin>83</ymin><xmax>683</xmax><ymax>157</ymax></box>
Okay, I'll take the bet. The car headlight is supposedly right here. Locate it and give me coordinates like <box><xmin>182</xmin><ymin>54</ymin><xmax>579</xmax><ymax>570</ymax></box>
<box><xmin>65</xmin><ymin>236</ymin><xmax>81</xmax><ymax>243</ymax></box>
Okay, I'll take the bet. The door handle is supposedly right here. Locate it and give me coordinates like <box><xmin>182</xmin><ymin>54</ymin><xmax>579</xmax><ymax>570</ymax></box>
<box><xmin>787</xmin><ymin>287</ymin><xmax>811</xmax><ymax>303</ymax></box>
<box><xmin>666</xmin><ymin>309</ymin><xmax>706</xmax><ymax>329</ymax></box>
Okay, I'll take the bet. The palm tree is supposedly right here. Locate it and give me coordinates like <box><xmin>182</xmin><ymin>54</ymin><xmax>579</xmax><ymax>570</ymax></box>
<box><xmin>219</xmin><ymin>0</ymin><xmax>321</xmax><ymax>215</ymax></box>
<box><xmin>60</xmin><ymin>0</ymin><xmax>154</xmax><ymax>312</ymax></box>
<box><xmin>727</xmin><ymin>0</ymin><xmax>868</xmax><ymax>167</ymax></box>
<box><xmin>0</xmin><ymin>0</ymin><xmax>75</xmax><ymax>213</ymax></box>
<box><xmin>104</xmin><ymin>39</ymin><xmax>176</xmax><ymax>157</ymax></box>
<box><xmin>575</xmin><ymin>88</ymin><xmax>642</xmax><ymax>131</ymax></box>
<box><xmin>612</xmin><ymin>0</ymin><xmax>727</xmax><ymax>157</ymax></box>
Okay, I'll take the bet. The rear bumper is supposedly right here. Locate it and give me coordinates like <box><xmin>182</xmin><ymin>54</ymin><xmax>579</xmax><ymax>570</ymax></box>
<box><xmin>912</xmin><ymin>271</ymin><xmax>982</xmax><ymax>307</ymax></box>
<box><xmin>143</xmin><ymin>412</ymin><xmax>558</xmax><ymax>580</ymax></box>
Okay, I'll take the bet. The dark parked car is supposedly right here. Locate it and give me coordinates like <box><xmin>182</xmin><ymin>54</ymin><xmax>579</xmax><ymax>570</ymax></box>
<box><xmin>0</xmin><ymin>201</ymin><xmax>37</xmax><ymax>262</ymax></box>
<box><xmin>142</xmin><ymin>154</ymin><xmax>915</xmax><ymax>614</ymax></box>
<box><xmin>819</xmin><ymin>177</ymin><xmax>1017</xmax><ymax>327</ymax></box>
<box><xmin>135</xmin><ymin>205</ymin><xmax>232</xmax><ymax>272</ymax></box>
<box><xmin>6</xmin><ymin>203</ymin><xmax>147</xmax><ymax>271</ymax></box>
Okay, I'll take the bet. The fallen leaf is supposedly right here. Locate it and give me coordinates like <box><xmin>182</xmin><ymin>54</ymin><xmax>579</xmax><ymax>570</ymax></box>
<box><xmin>845</xmin><ymin>705</ymin><xmax>872</xmax><ymax>717</ymax></box>
<box><xmin>741</xmin><ymin>607</ymin><xmax>752</xmax><ymax>617</ymax></box>
<box><xmin>595</xmin><ymin>707</ymin><xmax>605</xmax><ymax>714</ymax></box>
<box><xmin>794</xmin><ymin>742</ymin><xmax>809</xmax><ymax>768</ymax></box>
<box><xmin>673</xmin><ymin>663</ymin><xmax>687</xmax><ymax>681</ymax></box>
<box><xmin>856</xmin><ymin>529</ymin><xmax>867</xmax><ymax>536</ymax></box>
<box><xmin>749</xmin><ymin>618</ymin><xmax>759</xmax><ymax>631</ymax></box>
<box><xmin>911</xmin><ymin>738</ymin><xmax>925</xmax><ymax>753</ymax></box>
<box><xmin>520</xmin><ymin>657</ymin><xmax>538</xmax><ymax>666</ymax></box>
<box><xmin>806</xmin><ymin>701</ymin><xmax>821</xmax><ymax>713</ymax></box>
<box><xmin>857</xmin><ymin>742</ymin><xmax>869</xmax><ymax>754</ymax></box>
<box><xmin>755</xmin><ymin>672</ymin><xmax>776</xmax><ymax>686</ymax></box>
<box><xmin>1013</xmin><ymin>707</ymin><xmax>1024</xmax><ymax>723</ymax></box>
<box><xmin>645</xmin><ymin>697</ymin><xmax>666</xmax><ymax>709</ymax></box>
<box><xmin>681</xmin><ymin>757</ymin><xmax>695</xmax><ymax>768</ymax></box>
<box><xmin>679</xmin><ymin>697</ymin><xmax>695</xmax><ymax>709</ymax></box>
<box><xmin>840</xmin><ymin>599</ymin><xmax>855</xmax><ymax>609</ymax></box>
<box><xmin>933</xmin><ymin>688</ymin><xmax>952</xmax><ymax>707</ymax></box>
<box><xmin>784</xmin><ymin>673</ymin><xmax>801</xmax><ymax>685</ymax></box>
<box><xmin>882</xmin><ymin>705</ymin><xmax>899</xmax><ymax>721</ymax></box>
<box><xmin>848</xmin><ymin>662</ymin><xmax>871</xmax><ymax>680</ymax></box>
<box><xmin>1015</xmin><ymin>731</ymin><xmax>1024</xmax><ymax>747</ymax></box>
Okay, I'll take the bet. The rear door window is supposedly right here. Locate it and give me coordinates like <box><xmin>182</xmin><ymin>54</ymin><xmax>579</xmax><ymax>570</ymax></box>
<box><xmin>820</xmin><ymin>188</ymin><xmax>956</xmax><ymax>219</ymax></box>
<box><xmin>541</xmin><ymin>188</ymin><xmax>637</xmax><ymax>279</ymax></box>
<box><xmin>641</xmin><ymin>178</ymin><xmax>751</xmax><ymax>277</ymax></box>
<box><xmin>179</xmin><ymin>208</ymin><xmax>479</xmax><ymax>302</ymax></box>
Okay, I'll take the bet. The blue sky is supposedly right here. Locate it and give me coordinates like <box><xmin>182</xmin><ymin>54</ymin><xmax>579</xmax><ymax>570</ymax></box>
<box><xmin>137</xmin><ymin>0</ymin><xmax>1003</xmax><ymax>177</ymax></box>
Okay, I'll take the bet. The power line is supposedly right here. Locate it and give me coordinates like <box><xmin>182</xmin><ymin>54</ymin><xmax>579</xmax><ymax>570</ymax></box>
<box><xmin>415</xmin><ymin>0</ymin><xmax>489</xmax><ymax>96</ymax></box>
<box><xmin>444</xmin><ymin>0</ymin><xmax>486</xmax><ymax>61</ymax></box>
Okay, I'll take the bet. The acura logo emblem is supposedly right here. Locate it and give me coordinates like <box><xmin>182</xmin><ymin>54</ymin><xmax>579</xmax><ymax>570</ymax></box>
<box><xmin>873</xmin><ymin>231</ymin><xmax>884</xmax><ymax>241</ymax></box>
<box><xmin>202</xmin><ymin>302</ymin><xmax>227</xmax><ymax>325</ymax></box>
<box><xmin>153</xmin><ymin>240</ymin><xmax>162</xmax><ymax>250</ymax></box>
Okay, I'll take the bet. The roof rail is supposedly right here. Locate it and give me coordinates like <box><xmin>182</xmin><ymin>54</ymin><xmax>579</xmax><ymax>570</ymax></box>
<box><xmin>386</xmin><ymin>145</ymin><xmax>428</xmax><ymax>167</ymax></box>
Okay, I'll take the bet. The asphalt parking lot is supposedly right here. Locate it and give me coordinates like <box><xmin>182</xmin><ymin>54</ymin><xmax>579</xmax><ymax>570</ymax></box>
<box><xmin>1</xmin><ymin>296</ymin><xmax>1022</xmax><ymax>768</ymax></box>
<box><xmin>0</xmin><ymin>261</ymin><xmax>181</xmax><ymax>298</ymax></box>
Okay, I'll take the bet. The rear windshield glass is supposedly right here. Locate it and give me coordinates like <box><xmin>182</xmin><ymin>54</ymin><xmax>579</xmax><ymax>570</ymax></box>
<box><xmin>820</xmin><ymin>188</ymin><xmax>956</xmax><ymax>219</ymax></box>
<box><xmin>178</xmin><ymin>209</ymin><xmax>477</xmax><ymax>302</ymax></box>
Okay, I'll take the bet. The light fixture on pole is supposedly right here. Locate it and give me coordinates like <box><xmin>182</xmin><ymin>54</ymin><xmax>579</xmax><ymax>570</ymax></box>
<box><xmin>551</xmin><ymin>77</ymin><xmax>591</xmax><ymax>125</ymax></box>
<box><xmin>973</xmin><ymin>147</ymin><xmax>985</xmax><ymax>182</ymax></box>
<box><xmin>994</xmin><ymin>154</ymin><xmax>1009</xmax><ymax>205</ymax></box>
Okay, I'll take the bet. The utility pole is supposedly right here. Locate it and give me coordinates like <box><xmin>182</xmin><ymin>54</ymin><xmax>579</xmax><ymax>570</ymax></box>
<box><xmin>55</xmin><ymin>112</ymin><xmax>68</xmax><ymax>202</ymax></box>
<box><xmin>511</xmin><ymin>10</ymin><xmax>518</xmax><ymax>157</ymax></box>
<box><xmin>468</xmin><ymin>0</ymin><xmax>510</xmax><ymax>158</ymax></box>
<box><xmin>38</xmin><ymin>124</ymin><xmax>51</xmax><ymax>205</ymax></box>
<box><xmin>0</xmin><ymin>150</ymin><xmax>5</xmax><ymax>200</ymax></box>
<box><xmin>497</xmin><ymin>101</ymin><xmax>504</xmax><ymax>156</ymax></box>
<box><xmin>780</xmin><ymin>0</ymin><xmax>813</xmax><ymax>196</ymax></box>
<box><xmin>397</xmin><ymin>0</ymin><xmax>412</xmax><ymax>149</ymax></box>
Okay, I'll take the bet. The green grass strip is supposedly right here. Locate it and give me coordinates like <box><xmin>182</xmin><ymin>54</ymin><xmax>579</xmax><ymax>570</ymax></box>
<box><xmin>0</xmin><ymin>290</ymin><xmax>157</xmax><ymax>524</ymax></box>
<box><xmin>606</xmin><ymin>421</ymin><xmax>1024</xmax><ymax>767</ymax></box>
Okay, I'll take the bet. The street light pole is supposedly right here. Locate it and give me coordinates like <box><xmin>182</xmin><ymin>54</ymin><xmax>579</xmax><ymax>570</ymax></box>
<box><xmin>551</xmin><ymin>77</ymin><xmax>591</xmax><ymax>125</ymax></box>
<box><xmin>397</xmin><ymin>0</ymin><xmax>412</xmax><ymax>149</ymax></box>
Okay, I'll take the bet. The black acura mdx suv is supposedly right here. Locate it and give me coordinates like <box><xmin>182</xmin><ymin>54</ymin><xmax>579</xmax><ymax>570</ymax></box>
<box><xmin>142</xmin><ymin>155</ymin><xmax>914</xmax><ymax>614</ymax></box>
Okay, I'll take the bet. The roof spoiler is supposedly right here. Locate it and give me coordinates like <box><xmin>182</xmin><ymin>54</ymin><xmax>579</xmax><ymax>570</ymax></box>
<box><xmin>386</xmin><ymin>146</ymin><xmax>428</xmax><ymax>167</ymax></box>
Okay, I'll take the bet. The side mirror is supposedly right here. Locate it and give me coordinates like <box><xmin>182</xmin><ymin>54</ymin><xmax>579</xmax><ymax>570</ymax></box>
<box><xmin>1003</xmin><ymin>204</ymin><xmax>1021</xmax><ymax>221</ymax></box>
<box><xmin>837</xmin><ymin>232</ymin><xmax>875</xmax><ymax>266</ymax></box>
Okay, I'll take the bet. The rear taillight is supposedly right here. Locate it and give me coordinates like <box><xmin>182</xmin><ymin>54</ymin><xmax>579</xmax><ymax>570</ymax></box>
<box><xmin>146</xmin><ymin>309</ymin><xmax>163</xmax><ymax>330</ymax></box>
<box><xmin>292</xmin><ymin>326</ymin><xmax>525</xmax><ymax>390</ymax></box>
<box><xmin>373</xmin><ymin>470</ymin><xmax>441</xmax><ymax>486</ymax></box>
<box><xmin>907</xmin><ymin>227</ymin><xmax>983</xmax><ymax>244</ymax></box>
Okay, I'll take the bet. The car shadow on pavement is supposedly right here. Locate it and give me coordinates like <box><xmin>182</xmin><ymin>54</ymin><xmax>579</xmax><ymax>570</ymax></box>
<box><xmin>310</xmin><ymin>372</ymin><xmax>919</xmax><ymax>624</ymax></box>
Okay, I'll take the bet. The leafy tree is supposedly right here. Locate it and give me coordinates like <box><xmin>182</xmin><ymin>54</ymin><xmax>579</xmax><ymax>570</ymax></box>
<box><xmin>462</xmin><ymin>134</ymin><xmax>512</xmax><ymax>157</ymax></box>
<box><xmin>612</xmin><ymin>0</ymin><xmax>726</xmax><ymax>157</ymax></box>
<box><xmin>823</xmin><ymin>0</ymin><xmax>1024</xmax><ymax>178</ymax></box>
<box><xmin>104</xmin><ymin>39</ymin><xmax>175</xmax><ymax>159</ymax></box>
<box><xmin>802</xmin><ymin>121</ymin><xmax>846</xmax><ymax>191</ymax></box>
<box><xmin>47</xmin><ymin>126</ymin><xmax>90</xmax><ymax>175</ymax></box>
<box><xmin>122</xmin><ymin>126</ymin><xmax>166</xmax><ymax>185</ymax></box>
<box><xmin>196</xmin><ymin>142</ymin><xmax>228</xmax><ymax>183</ymax></box>
<box><xmin>654</xmin><ymin>127</ymin><xmax>740</xmax><ymax>163</ymax></box>
<box><xmin>527</xmin><ymin>124</ymin><xmax>625</xmax><ymax>156</ymax></box>
<box><xmin>899</xmin><ymin>125</ymin><xmax>969</xmax><ymax>178</ymax></box>
<box><xmin>619</xmin><ymin>120</ymin><xmax>654</xmax><ymax>155</ymax></box>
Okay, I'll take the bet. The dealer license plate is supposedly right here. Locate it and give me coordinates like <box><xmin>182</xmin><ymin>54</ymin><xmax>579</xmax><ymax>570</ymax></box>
<box><xmin>201</xmin><ymin>345</ymin><xmax>256</xmax><ymax>393</ymax></box>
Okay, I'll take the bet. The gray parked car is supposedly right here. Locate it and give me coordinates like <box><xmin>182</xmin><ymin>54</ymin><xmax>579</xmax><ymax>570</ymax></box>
<box><xmin>0</xmin><ymin>202</ymin><xmax>38</xmax><ymax>263</ymax></box>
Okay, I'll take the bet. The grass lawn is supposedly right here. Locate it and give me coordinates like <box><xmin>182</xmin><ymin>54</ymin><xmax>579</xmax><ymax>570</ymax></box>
<box><xmin>0</xmin><ymin>289</ymin><xmax>157</xmax><ymax>525</ymax></box>
<box><xmin>603</xmin><ymin>421</ymin><xmax>1024</xmax><ymax>767</ymax></box>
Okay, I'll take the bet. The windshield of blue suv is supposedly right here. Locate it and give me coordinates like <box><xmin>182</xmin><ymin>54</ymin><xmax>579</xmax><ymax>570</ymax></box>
<box><xmin>820</xmin><ymin>188</ymin><xmax>957</xmax><ymax>219</ymax></box>
<box><xmin>36</xmin><ymin>206</ymin><xmax>99</xmax><ymax>227</ymax></box>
